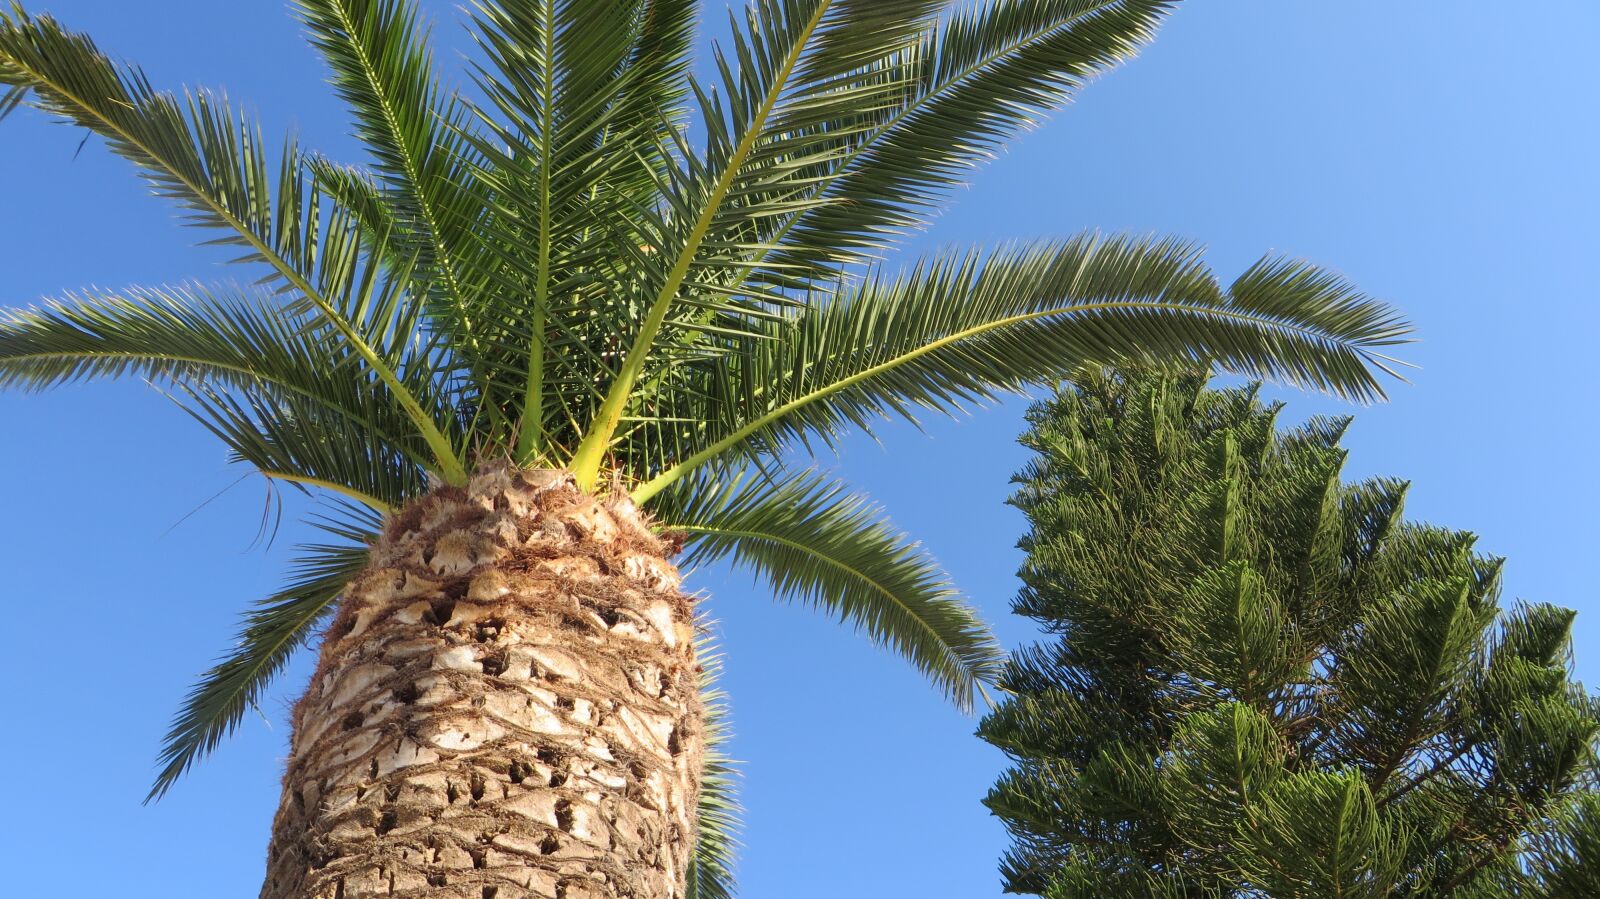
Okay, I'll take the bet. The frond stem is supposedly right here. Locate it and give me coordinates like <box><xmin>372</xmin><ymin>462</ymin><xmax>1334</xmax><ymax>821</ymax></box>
<box><xmin>1</xmin><ymin>51</ymin><xmax>468</xmax><ymax>485</ymax></box>
<box><xmin>515</xmin><ymin>0</ymin><xmax>558</xmax><ymax>465</ymax></box>
<box><xmin>632</xmin><ymin>298</ymin><xmax>1386</xmax><ymax>504</ymax></box>
<box><xmin>259</xmin><ymin>469</ymin><xmax>396</xmax><ymax>513</ymax></box>
<box><xmin>667</xmin><ymin>520</ymin><xmax>968</xmax><ymax>684</ymax></box>
<box><xmin>566</xmin><ymin>0</ymin><xmax>835</xmax><ymax>491</ymax></box>
<box><xmin>740</xmin><ymin>0</ymin><xmax>1126</xmax><ymax>282</ymax></box>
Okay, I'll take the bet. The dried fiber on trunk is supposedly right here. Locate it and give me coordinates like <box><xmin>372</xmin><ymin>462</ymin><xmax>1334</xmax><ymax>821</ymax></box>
<box><xmin>262</xmin><ymin>466</ymin><xmax>702</xmax><ymax>899</ymax></box>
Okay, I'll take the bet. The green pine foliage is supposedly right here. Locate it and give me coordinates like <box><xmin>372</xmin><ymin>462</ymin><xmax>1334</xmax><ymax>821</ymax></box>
<box><xmin>981</xmin><ymin>368</ymin><xmax>1600</xmax><ymax>898</ymax></box>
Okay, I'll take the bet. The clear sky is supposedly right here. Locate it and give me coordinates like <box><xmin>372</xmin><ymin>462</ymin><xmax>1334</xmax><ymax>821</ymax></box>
<box><xmin>2</xmin><ymin>2</ymin><xmax>1596</xmax><ymax>897</ymax></box>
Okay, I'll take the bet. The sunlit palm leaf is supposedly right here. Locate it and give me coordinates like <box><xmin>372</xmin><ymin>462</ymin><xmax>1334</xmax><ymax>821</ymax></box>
<box><xmin>656</xmin><ymin>465</ymin><xmax>1005</xmax><ymax>710</ymax></box>
<box><xmin>634</xmin><ymin>234</ymin><xmax>1408</xmax><ymax>501</ymax></box>
<box><xmin>0</xmin><ymin>285</ymin><xmax>433</xmax><ymax>475</ymax></box>
<box><xmin>0</xmin><ymin>7</ymin><xmax>465</xmax><ymax>479</ymax></box>
<box><xmin>764</xmin><ymin>0</ymin><xmax>1175</xmax><ymax>276</ymax></box>
<box><xmin>294</xmin><ymin>0</ymin><xmax>491</xmax><ymax>368</ymax></box>
<box><xmin>686</xmin><ymin>628</ymin><xmax>742</xmax><ymax>899</ymax></box>
<box><xmin>462</xmin><ymin>0</ymin><xmax>698</xmax><ymax>460</ymax></box>
<box><xmin>148</xmin><ymin>508</ymin><xmax>379</xmax><ymax>800</ymax></box>
<box><xmin>568</xmin><ymin>0</ymin><xmax>948</xmax><ymax>485</ymax></box>
<box><xmin>0</xmin><ymin>81</ymin><xmax>23</xmax><ymax>119</ymax></box>
<box><xmin>174</xmin><ymin>380</ymin><xmax>426</xmax><ymax>512</ymax></box>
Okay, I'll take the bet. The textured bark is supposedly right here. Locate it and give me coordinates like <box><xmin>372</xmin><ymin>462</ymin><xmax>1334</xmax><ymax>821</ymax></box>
<box><xmin>261</xmin><ymin>466</ymin><xmax>702</xmax><ymax>899</ymax></box>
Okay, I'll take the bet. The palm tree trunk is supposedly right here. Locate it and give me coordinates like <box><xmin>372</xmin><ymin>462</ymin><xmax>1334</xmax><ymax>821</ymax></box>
<box><xmin>261</xmin><ymin>466</ymin><xmax>702</xmax><ymax>899</ymax></box>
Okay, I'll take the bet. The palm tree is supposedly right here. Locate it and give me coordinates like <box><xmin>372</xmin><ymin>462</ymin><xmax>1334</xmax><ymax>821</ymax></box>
<box><xmin>0</xmin><ymin>2</ymin><xmax>1409</xmax><ymax>898</ymax></box>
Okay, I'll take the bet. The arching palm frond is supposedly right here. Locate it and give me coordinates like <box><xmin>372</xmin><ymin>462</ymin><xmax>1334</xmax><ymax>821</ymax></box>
<box><xmin>632</xmin><ymin>234</ymin><xmax>1408</xmax><ymax>503</ymax></box>
<box><xmin>760</xmin><ymin>0</ymin><xmax>1177</xmax><ymax>279</ymax></box>
<box><xmin>459</xmin><ymin>0</ymin><xmax>702</xmax><ymax>460</ymax></box>
<box><xmin>173</xmin><ymin>380</ymin><xmax>426</xmax><ymax>512</ymax></box>
<box><xmin>565</xmin><ymin>0</ymin><xmax>952</xmax><ymax>485</ymax></box>
<box><xmin>0</xmin><ymin>6</ymin><xmax>466</xmax><ymax>480</ymax></box>
<box><xmin>0</xmin><ymin>285</ymin><xmax>434</xmax><ymax>482</ymax></box>
<box><xmin>148</xmin><ymin>505</ymin><xmax>381</xmax><ymax>801</ymax></box>
<box><xmin>656</xmin><ymin>465</ymin><xmax>1004</xmax><ymax>710</ymax></box>
<box><xmin>686</xmin><ymin>631</ymin><xmax>742</xmax><ymax>899</ymax></box>
<box><xmin>293</xmin><ymin>0</ymin><xmax>491</xmax><ymax>369</ymax></box>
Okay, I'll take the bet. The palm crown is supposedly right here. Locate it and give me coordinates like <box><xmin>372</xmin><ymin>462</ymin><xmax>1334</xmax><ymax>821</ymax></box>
<box><xmin>1</xmin><ymin>0</ymin><xmax>1408</xmax><ymax>815</ymax></box>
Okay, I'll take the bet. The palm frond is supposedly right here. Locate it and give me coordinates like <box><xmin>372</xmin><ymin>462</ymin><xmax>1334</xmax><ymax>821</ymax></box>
<box><xmin>635</xmin><ymin>234</ymin><xmax>1410</xmax><ymax>501</ymax></box>
<box><xmin>0</xmin><ymin>285</ymin><xmax>430</xmax><ymax>472</ymax></box>
<box><xmin>147</xmin><ymin>507</ymin><xmax>379</xmax><ymax>801</ymax></box>
<box><xmin>173</xmin><ymin>377</ymin><xmax>427</xmax><ymax>512</ymax></box>
<box><xmin>655</xmin><ymin>465</ymin><xmax>1004</xmax><ymax>711</ymax></box>
<box><xmin>294</xmin><ymin>0</ymin><xmax>490</xmax><ymax>363</ymax></box>
<box><xmin>0</xmin><ymin>81</ymin><xmax>22</xmax><ymax>119</ymax></box>
<box><xmin>0</xmin><ymin>6</ymin><xmax>466</xmax><ymax>480</ymax></box>
<box><xmin>566</xmin><ymin>0</ymin><xmax>945</xmax><ymax>487</ymax></box>
<box><xmin>763</xmin><ymin>0</ymin><xmax>1175</xmax><ymax>276</ymax></box>
<box><xmin>657</xmin><ymin>0</ymin><xmax>946</xmax><ymax>293</ymax></box>
<box><xmin>460</xmin><ymin>0</ymin><xmax>698</xmax><ymax>462</ymax></box>
<box><xmin>686</xmin><ymin>625</ymin><xmax>742</xmax><ymax>899</ymax></box>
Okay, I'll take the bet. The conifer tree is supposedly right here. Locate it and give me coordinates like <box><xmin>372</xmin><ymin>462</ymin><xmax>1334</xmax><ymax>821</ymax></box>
<box><xmin>981</xmin><ymin>368</ymin><xmax>1600</xmax><ymax>898</ymax></box>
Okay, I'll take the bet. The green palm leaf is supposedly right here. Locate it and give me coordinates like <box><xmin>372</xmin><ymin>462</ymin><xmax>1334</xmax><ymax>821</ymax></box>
<box><xmin>173</xmin><ymin>379</ymin><xmax>426</xmax><ymax>512</ymax></box>
<box><xmin>635</xmin><ymin>234</ymin><xmax>1409</xmax><ymax>502</ymax></box>
<box><xmin>686</xmin><ymin>630</ymin><xmax>742</xmax><ymax>899</ymax></box>
<box><xmin>0</xmin><ymin>285</ymin><xmax>433</xmax><ymax>472</ymax></box>
<box><xmin>567</xmin><ymin>0</ymin><xmax>950</xmax><ymax>486</ymax></box>
<box><xmin>0</xmin><ymin>82</ymin><xmax>22</xmax><ymax>119</ymax></box>
<box><xmin>461</xmin><ymin>0</ymin><xmax>699</xmax><ymax>460</ymax></box>
<box><xmin>148</xmin><ymin>508</ymin><xmax>379</xmax><ymax>801</ymax></box>
<box><xmin>656</xmin><ymin>465</ymin><xmax>1004</xmax><ymax>711</ymax></box>
<box><xmin>0</xmin><ymin>6</ymin><xmax>466</xmax><ymax>480</ymax></box>
<box><xmin>763</xmin><ymin>0</ymin><xmax>1175</xmax><ymax>276</ymax></box>
<box><xmin>294</xmin><ymin>0</ymin><xmax>490</xmax><ymax>362</ymax></box>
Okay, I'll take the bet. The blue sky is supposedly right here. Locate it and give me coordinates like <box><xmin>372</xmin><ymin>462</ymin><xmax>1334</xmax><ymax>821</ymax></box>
<box><xmin>1</xmin><ymin>2</ymin><xmax>1596</xmax><ymax>897</ymax></box>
